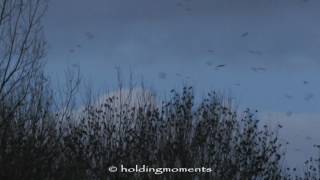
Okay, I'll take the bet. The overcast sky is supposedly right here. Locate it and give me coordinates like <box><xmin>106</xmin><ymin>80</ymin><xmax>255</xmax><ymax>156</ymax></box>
<box><xmin>42</xmin><ymin>0</ymin><xmax>320</xmax><ymax>168</ymax></box>
<box><xmin>43</xmin><ymin>0</ymin><xmax>320</xmax><ymax>113</ymax></box>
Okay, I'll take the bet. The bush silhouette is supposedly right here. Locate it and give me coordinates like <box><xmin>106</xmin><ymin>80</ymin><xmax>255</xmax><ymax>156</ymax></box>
<box><xmin>1</xmin><ymin>84</ymin><xmax>292</xmax><ymax>180</ymax></box>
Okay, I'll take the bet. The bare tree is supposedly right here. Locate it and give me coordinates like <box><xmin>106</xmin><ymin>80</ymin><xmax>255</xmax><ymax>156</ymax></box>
<box><xmin>57</xmin><ymin>66</ymin><xmax>81</xmax><ymax>115</ymax></box>
<box><xmin>0</xmin><ymin>1</ymin><xmax>51</xmax><ymax>179</ymax></box>
<box><xmin>0</xmin><ymin>0</ymin><xmax>48</xmax><ymax>118</ymax></box>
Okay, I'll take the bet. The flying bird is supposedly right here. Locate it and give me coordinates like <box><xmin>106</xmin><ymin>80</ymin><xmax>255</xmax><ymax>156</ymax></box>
<box><xmin>69</xmin><ymin>49</ymin><xmax>75</xmax><ymax>53</ymax></box>
<box><xmin>294</xmin><ymin>148</ymin><xmax>301</xmax><ymax>152</ymax></box>
<box><xmin>286</xmin><ymin>111</ymin><xmax>293</xmax><ymax>117</ymax></box>
<box><xmin>176</xmin><ymin>2</ymin><xmax>183</xmax><ymax>7</ymax></box>
<box><xmin>304</xmin><ymin>93</ymin><xmax>315</xmax><ymax>101</ymax></box>
<box><xmin>76</xmin><ymin>44</ymin><xmax>82</xmax><ymax>48</ymax></box>
<box><xmin>284</xmin><ymin>94</ymin><xmax>293</xmax><ymax>99</ymax></box>
<box><xmin>84</xmin><ymin>32</ymin><xmax>95</xmax><ymax>40</ymax></box>
<box><xmin>251</xmin><ymin>67</ymin><xmax>267</xmax><ymax>72</ymax></box>
<box><xmin>306</xmin><ymin>136</ymin><xmax>312</xmax><ymax>140</ymax></box>
<box><xmin>241</xmin><ymin>32</ymin><xmax>249</xmax><ymax>37</ymax></box>
<box><xmin>205</xmin><ymin>61</ymin><xmax>213</xmax><ymax>66</ymax></box>
<box><xmin>185</xmin><ymin>7</ymin><xmax>192</xmax><ymax>12</ymax></box>
<box><xmin>303</xmin><ymin>80</ymin><xmax>309</xmax><ymax>85</ymax></box>
<box><xmin>215</xmin><ymin>64</ymin><xmax>226</xmax><ymax>70</ymax></box>
<box><xmin>71</xmin><ymin>64</ymin><xmax>79</xmax><ymax>68</ymax></box>
<box><xmin>216</xmin><ymin>64</ymin><xmax>226</xmax><ymax>68</ymax></box>
<box><xmin>248</xmin><ymin>50</ymin><xmax>263</xmax><ymax>56</ymax></box>
<box><xmin>158</xmin><ymin>72</ymin><xmax>167</xmax><ymax>80</ymax></box>
<box><xmin>208</xmin><ymin>49</ymin><xmax>214</xmax><ymax>53</ymax></box>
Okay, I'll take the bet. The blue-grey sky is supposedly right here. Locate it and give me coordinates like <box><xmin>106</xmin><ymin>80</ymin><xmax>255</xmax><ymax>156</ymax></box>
<box><xmin>44</xmin><ymin>0</ymin><xmax>320</xmax><ymax>113</ymax></box>
<box><xmin>43</xmin><ymin>0</ymin><xmax>320</xmax><ymax>168</ymax></box>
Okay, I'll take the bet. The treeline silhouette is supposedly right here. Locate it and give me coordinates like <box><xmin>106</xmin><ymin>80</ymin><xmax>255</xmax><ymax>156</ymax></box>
<box><xmin>1</xmin><ymin>80</ymin><xmax>320</xmax><ymax>179</ymax></box>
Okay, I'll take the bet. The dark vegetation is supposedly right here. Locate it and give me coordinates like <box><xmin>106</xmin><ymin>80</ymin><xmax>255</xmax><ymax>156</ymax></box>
<box><xmin>1</xmin><ymin>0</ymin><xmax>320</xmax><ymax>179</ymax></box>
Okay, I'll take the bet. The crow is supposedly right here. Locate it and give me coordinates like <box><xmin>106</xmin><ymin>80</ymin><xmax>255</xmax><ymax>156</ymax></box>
<box><xmin>241</xmin><ymin>32</ymin><xmax>249</xmax><ymax>37</ymax></box>
<box><xmin>158</xmin><ymin>72</ymin><xmax>167</xmax><ymax>80</ymax></box>
<box><xmin>284</xmin><ymin>94</ymin><xmax>293</xmax><ymax>99</ymax></box>
<box><xmin>176</xmin><ymin>2</ymin><xmax>183</xmax><ymax>7</ymax></box>
<box><xmin>248</xmin><ymin>50</ymin><xmax>263</xmax><ymax>56</ymax></box>
<box><xmin>251</xmin><ymin>67</ymin><xmax>267</xmax><ymax>72</ymax></box>
<box><xmin>306</xmin><ymin>136</ymin><xmax>312</xmax><ymax>140</ymax></box>
<box><xmin>185</xmin><ymin>7</ymin><xmax>192</xmax><ymax>12</ymax></box>
<box><xmin>215</xmin><ymin>64</ymin><xmax>226</xmax><ymax>70</ymax></box>
<box><xmin>208</xmin><ymin>49</ymin><xmax>214</xmax><ymax>53</ymax></box>
<box><xmin>85</xmin><ymin>32</ymin><xmax>95</xmax><ymax>40</ymax></box>
<box><xmin>304</xmin><ymin>93</ymin><xmax>315</xmax><ymax>101</ymax></box>
<box><xmin>216</xmin><ymin>64</ymin><xmax>226</xmax><ymax>68</ymax></box>
<box><xmin>205</xmin><ymin>61</ymin><xmax>213</xmax><ymax>66</ymax></box>
<box><xmin>286</xmin><ymin>111</ymin><xmax>293</xmax><ymax>117</ymax></box>
<box><xmin>69</xmin><ymin>49</ymin><xmax>75</xmax><ymax>53</ymax></box>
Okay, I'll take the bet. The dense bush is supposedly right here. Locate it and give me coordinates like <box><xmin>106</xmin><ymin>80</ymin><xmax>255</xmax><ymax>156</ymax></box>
<box><xmin>0</xmin><ymin>83</ymin><xmax>297</xmax><ymax>180</ymax></box>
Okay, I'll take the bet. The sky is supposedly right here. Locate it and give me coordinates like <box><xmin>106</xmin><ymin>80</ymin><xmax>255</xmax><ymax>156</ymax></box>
<box><xmin>43</xmin><ymin>0</ymin><xmax>320</xmax><ymax>167</ymax></box>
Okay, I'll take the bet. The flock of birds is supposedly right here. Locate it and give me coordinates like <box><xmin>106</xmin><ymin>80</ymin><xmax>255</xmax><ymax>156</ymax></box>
<box><xmin>156</xmin><ymin>31</ymin><xmax>316</xmax><ymax>118</ymax></box>
<box><xmin>174</xmin><ymin>0</ymin><xmax>311</xmax><ymax>16</ymax></box>
<box><xmin>175</xmin><ymin>0</ymin><xmax>193</xmax><ymax>14</ymax></box>
<box><xmin>155</xmin><ymin>31</ymin><xmax>266</xmax><ymax>81</ymax></box>
<box><xmin>68</xmin><ymin>31</ymin><xmax>95</xmax><ymax>55</ymax></box>
<box><xmin>61</xmin><ymin>0</ymin><xmax>318</xmax><ymax>153</ymax></box>
<box><xmin>67</xmin><ymin>30</ymin><xmax>316</xmax><ymax>119</ymax></box>
<box><xmin>64</xmin><ymin>0</ymin><xmax>315</xmax><ymax>120</ymax></box>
